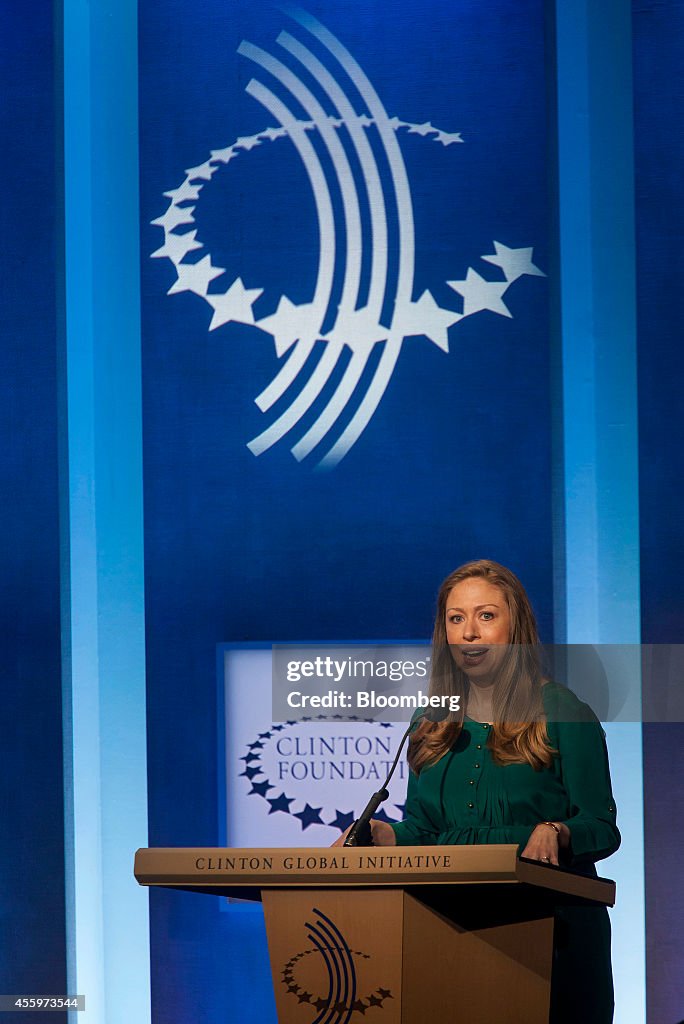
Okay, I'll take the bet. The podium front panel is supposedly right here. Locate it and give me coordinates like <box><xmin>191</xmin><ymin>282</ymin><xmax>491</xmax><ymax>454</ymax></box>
<box><xmin>262</xmin><ymin>890</ymin><xmax>404</xmax><ymax>1024</ymax></box>
<box><xmin>261</xmin><ymin>889</ymin><xmax>553</xmax><ymax>1024</ymax></box>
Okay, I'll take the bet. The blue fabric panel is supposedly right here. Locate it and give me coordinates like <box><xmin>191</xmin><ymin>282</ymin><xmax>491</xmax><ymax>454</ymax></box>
<box><xmin>0</xmin><ymin>2</ymin><xmax>67</xmax><ymax>1015</ymax></box>
<box><xmin>634</xmin><ymin>0</ymin><xmax>684</xmax><ymax>645</ymax></box>
<box><xmin>634</xmin><ymin>2</ymin><xmax>684</xmax><ymax>1019</ymax></box>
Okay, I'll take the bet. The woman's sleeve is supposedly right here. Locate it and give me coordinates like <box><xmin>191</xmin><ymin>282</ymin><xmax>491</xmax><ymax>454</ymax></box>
<box><xmin>389</xmin><ymin>769</ymin><xmax>439</xmax><ymax>846</ymax></box>
<box><xmin>553</xmin><ymin>706</ymin><xmax>621</xmax><ymax>864</ymax></box>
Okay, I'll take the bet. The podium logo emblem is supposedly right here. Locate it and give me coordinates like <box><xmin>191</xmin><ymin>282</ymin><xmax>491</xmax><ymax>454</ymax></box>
<box><xmin>281</xmin><ymin>907</ymin><xmax>392</xmax><ymax>1020</ymax></box>
<box><xmin>152</xmin><ymin>8</ymin><xmax>544</xmax><ymax>466</ymax></box>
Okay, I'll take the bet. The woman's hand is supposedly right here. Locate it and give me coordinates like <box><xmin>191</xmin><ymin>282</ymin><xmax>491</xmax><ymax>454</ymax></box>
<box><xmin>331</xmin><ymin>819</ymin><xmax>398</xmax><ymax>848</ymax></box>
<box><xmin>520</xmin><ymin>822</ymin><xmax>570</xmax><ymax>866</ymax></box>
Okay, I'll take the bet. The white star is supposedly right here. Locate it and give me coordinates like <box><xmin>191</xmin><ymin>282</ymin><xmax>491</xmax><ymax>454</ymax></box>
<box><xmin>393</xmin><ymin>291</ymin><xmax>461</xmax><ymax>352</ymax></box>
<box><xmin>151</xmin><ymin>204</ymin><xmax>196</xmax><ymax>232</ymax></box>
<box><xmin>256</xmin><ymin>296</ymin><xmax>322</xmax><ymax>357</ymax></box>
<box><xmin>356</xmin><ymin>114</ymin><xmax>373</xmax><ymax>128</ymax></box>
<box><xmin>235</xmin><ymin>135</ymin><xmax>261</xmax><ymax>151</ymax></box>
<box><xmin>207</xmin><ymin>278</ymin><xmax>263</xmax><ymax>330</ymax></box>
<box><xmin>210</xmin><ymin>146</ymin><xmax>236</xmax><ymax>163</ymax></box>
<box><xmin>447</xmin><ymin>268</ymin><xmax>512</xmax><ymax>318</ymax></box>
<box><xmin>408</xmin><ymin>121</ymin><xmax>436</xmax><ymax>137</ymax></box>
<box><xmin>185</xmin><ymin>160</ymin><xmax>217</xmax><ymax>181</ymax></box>
<box><xmin>150</xmin><ymin>229</ymin><xmax>203</xmax><ymax>263</ymax></box>
<box><xmin>163</xmin><ymin>180</ymin><xmax>203</xmax><ymax>203</ymax></box>
<box><xmin>481</xmin><ymin>241</ymin><xmax>545</xmax><ymax>283</ymax></box>
<box><xmin>167</xmin><ymin>255</ymin><xmax>225</xmax><ymax>297</ymax></box>
<box><xmin>436</xmin><ymin>130</ymin><xmax>463</xmax><ymax>146</ymax></box>
<box><xmin>259</xmin><ymin>126</ymin><xmax>287</xmax><ymax>141</ymax></box>
<box><xmin>323</xmin><ymin>307</ymin><xmax>387</xmax><ymax>354</ymax></box>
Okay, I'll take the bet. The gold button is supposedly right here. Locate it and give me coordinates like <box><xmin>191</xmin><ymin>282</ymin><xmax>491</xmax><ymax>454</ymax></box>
<box><xmin>467</xmin><ymin>802</ymin><xmax>474</xmax><ymax>809</ymax></box>
<box><xmin>474</xmin><ymin>763</ymin><xmax>480</xmax><ymax>769</ymax></box>
<box><xmin>476</xmin><ymin>744</ymin><xmax>482</xmax><ymax>749</ymax></box>
<box><xmin>468</xmin><ymin>779</ymin><xmax>474</xmax><ymax>785</ymax></box>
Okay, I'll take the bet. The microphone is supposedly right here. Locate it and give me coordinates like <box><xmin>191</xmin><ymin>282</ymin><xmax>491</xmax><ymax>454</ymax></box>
<box><xmin>343</xmin><ymin>704</ymin><xmax>450</xmax><ymax>847</ymax></box>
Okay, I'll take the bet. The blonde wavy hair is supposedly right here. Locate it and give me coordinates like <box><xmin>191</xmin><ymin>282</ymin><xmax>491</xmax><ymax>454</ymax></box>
<box><xmin>408</xmin><ymin>560</ymin><xmax>556</xmax><ymax>774</ymax></box>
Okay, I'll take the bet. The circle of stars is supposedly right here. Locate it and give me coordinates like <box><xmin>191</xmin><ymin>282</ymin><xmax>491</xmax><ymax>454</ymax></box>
<box><xmin>281</xmin><ymin>947</ymin><xmax>393</xmax><ymax>1016</ymax></box>
<box><xmin>152</xmin><ymin>118</ymin><xmax>543</xmax><ymax>359</ymax></box>
<box><xmin>152</xmin><ymin>90</ymin><xmax>544</xmax><ymax>469</ymax></box>
<box><xmin>240</xmin><ymin>718</ymin><xmax>404</xmax><ymax>832</ymax></box>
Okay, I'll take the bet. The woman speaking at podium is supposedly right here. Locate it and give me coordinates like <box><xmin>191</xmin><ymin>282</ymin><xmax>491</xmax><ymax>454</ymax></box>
<box><xmin>336</xmin><ymin>559</ymin><xmax>620</xmax><ymax>1023</ymax></box>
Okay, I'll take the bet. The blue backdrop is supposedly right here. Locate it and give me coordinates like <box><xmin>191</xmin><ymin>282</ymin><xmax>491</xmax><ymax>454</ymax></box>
<box><xmin>5</xmin><ymin>1</ymin><xmax>683</xmax><ymax>1021</ymax></box>
<box><xmin>139</xmin><ymin>0</ymin><xmax>552</xmax><ymax>640</ymax></box>
<box><xmin>139</xmin><ymin>1</ymin><xmax>552</xmax><ymax>1020</ymax></box>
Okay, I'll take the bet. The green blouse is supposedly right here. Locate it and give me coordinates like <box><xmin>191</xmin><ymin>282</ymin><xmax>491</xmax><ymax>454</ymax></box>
<box><xmin>389</xmin><ymin>682</ymin><xmax>620</xmax><ymax>1023</ymax></box>
<box><xmin>391</xmin><ymin>681</ymin><xmax>620</xmax><ymax>866</ymax></box>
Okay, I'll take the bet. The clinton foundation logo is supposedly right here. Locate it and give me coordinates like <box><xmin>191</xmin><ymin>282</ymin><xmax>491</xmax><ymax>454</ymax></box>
<box><xmin>280</xmin><ymin>908</ymin><xmax>392</xmax><ymax>1021</ymax></box>
<box><xmin>151</xmin><ymin>8</ymin><xmax>544</xmax><ymax>467</ymax></box>
<box><xmin>239</xmin><ymin>719</ymin><xmax>407</xmax><ymax>836</ymax></box>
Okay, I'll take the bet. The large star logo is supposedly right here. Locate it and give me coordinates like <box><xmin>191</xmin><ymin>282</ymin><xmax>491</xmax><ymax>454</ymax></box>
<box><xmin>151</xmin><ymin>11</ymin><xmax>545</xmax><ymax>468</ymax></box>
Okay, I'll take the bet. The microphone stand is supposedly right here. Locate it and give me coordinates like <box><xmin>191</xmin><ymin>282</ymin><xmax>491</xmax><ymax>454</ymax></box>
<box><xmin>343</xmin><ymin>706</ymin><xmax>448</xmax><ymax>847</ymax></box>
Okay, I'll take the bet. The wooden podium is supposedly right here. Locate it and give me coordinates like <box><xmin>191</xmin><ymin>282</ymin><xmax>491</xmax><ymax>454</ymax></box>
<box><xmin>134</xmin><ymin>845</ymin><xmax>615</xmax><ymax>1024</ymax></box>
